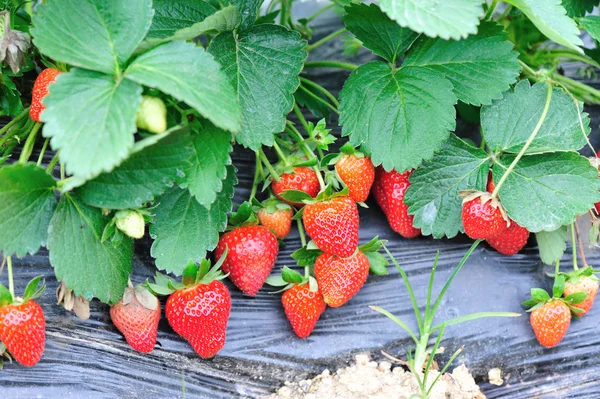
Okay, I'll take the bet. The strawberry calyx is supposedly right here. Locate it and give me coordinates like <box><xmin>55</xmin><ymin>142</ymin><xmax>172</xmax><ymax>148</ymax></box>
<box><xmin>459</xmin><ymin>190</ymin><xmax>509</xmax><ymax>224</ymax></box>
<box><xmin>265</xmin><ymin>266</ymin><xmax>319</xmax><ymax>294</ymax></box>
<box><xmin>227</xmin><ymin>201</ymin><xmax>258</xmax><ymax>228</ymax></box>
<box><xmin>523</xmin><ymin>274</ymin><xmax>586</xmax><ymax>316</ymax></box>
<box><xmin>252</xmin><ymin>197</ymin><xmax>292</xmax><ymax>215</ymax></box>
<box><xmin>0</xmin><ymin>276</ymin><xmax>45</xmax><ymax>307</ymax></box>
<box><xmin>560</xmin><ymin>266</ymin><xmax>599</xmax><ymax>285</ymax></box>
<box><xmin>358</xmin><ymin>237</ymin><xmax>389</xmax><ymax>275</ymax></box>
<box><xmin>121</xmin><ymin>285</ymin><xmax>159</xmax><ymax>311</ymax></box>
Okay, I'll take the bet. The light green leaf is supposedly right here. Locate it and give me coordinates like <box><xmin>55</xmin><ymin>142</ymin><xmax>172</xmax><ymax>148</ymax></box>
<box><xmin>47</xmin><ymin>194</ymin><xmax>133</xmax><ymax>304</ymax></box>
<box><xmin>126</xmin><ymin>41</ymin><xmax>241</xmax><ymax>133</ymax></box>
<box><xmin>505</xmin><ymin>0</ymin><xmax>583</xmax><ymax>53</ymax></box>
<box><xmin>579</xmin><ymin>16</ymin><xmax>600</xmax><ymax>41</ymax></box>
<box><xmin>147</xmin><ymin>0</ymin><xmax>216</xmax><ymax>39</ymax></box>
<box><xmin>339</xmin><ymin>62</ymin><xmax>457</xmax><ymax>171</ymax></box>
<box><xmin>0</xmin><ymin>164</ymin><xmax>57</xmax><ymax>257</ymax></box>
<box><xmin>183</xmin><ymin>124</ymin><xmax>232</xmax><ymax>207</ymax></box>
<box><xmin>209</xmin><ymin>24</ymin><xmax>307</xmax><ymax>150</ymax></box>
<box><xmin>405</xmin><ymin>135</ymin><xmax>489</xmax><ymax>239</ymax></box>
<box><xmin>343</xmin><ymin>2</ymin><xmax>419</xmax><ymax>63</ymax></box>
<box><xmin>378</xmin><ymin>0</ymin><xmax>483</xmax><ymax>40</ymax></box>
<box><xmin>150</xmin><ymin>166</ymin><xmax>237</xmax><ymax>275</ymax></box>
<box><xmin>136</xmin><ymin>5</ymin><xmax>239</xmax><ymax>54</ymax></box>
<box><xmin>562</xmin><ymin>0</ymin><xmax>598</xmax><ymax>17</ymax></box>
<box><xmin>221</xmin><ymin>0</ymin><xmax>262</xmax><ymax>29</ymax></box>
<box><xmin>403</xmin><ymin>22</ymin><xmax>521</xmax><ymax>106</ymax></box>
<box><xmin>42</xmin><ymin>69</ymin><xmax>142</xmax><ymax>181</ymax></box>
<box><xmin>32</xmin><ymin>0</ymin><xmax>153</xmax><ymax>75</ymax></box>
<box><xmin>482</xmin><ymin>81</ymin><xmax>590</xmax><ymax>153</ymax></box>
<box><xmin>79</xmin><ymin>127</ymin><xmax>194</xmax><ymax>209</ymax></box>
<box><xmin>494</xmin><ymin>152</ymin><xmax>600</xmax><ymax>232</ymax></box>
<box><xmin>536</xmin><ymin>226</ymin><xmax>568</xmax><ymax>265</ymax></box>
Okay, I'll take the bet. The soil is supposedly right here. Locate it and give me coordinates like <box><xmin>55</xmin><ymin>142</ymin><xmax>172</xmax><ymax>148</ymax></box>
<box><xmin>264</xmin><ymin>354</ymin><xmax>486</xmax><ymax>399</ymax></box>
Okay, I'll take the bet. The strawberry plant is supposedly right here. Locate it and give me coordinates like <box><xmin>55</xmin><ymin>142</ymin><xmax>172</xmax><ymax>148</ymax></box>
<box><xmin>1</xmin><ymin>0</ymin><xmax>600</xmax><ymax>367</ymax></box>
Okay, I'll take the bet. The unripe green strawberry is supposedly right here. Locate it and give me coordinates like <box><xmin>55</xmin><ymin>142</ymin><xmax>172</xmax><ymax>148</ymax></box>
<box><xmin>136</xmin><ymin>96</ymin><xmax>167</xmax><ymax>134</ymax></box>
<box><xmin>314</xmin><ymin>251</ymin><xmax>370</xmax><ymax>307</ymax></box>
<box><xmin>0</xmin><ymin>301</ymin><xmax>45</xmax><ymax>366</ymax></box>
<box><xmin>30</xmin><ymin>68</ymin><xmax>61</xmax><ymax>122</ymax></box>
<box><xmin>115</xmin><ymin>209</ymin><xmax>145</xmax><ymax>239</ymax></box>
<box><xmin>282</xmin><ymin>283</ymin><xmax>326</xmax><ymax>338</ymax></box>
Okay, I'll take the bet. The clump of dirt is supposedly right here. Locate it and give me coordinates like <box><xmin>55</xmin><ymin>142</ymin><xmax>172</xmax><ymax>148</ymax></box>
<box><xmin>265</xmin><ymin>354</ymin><xmax>486</xmax><ymax>399</ymax></box>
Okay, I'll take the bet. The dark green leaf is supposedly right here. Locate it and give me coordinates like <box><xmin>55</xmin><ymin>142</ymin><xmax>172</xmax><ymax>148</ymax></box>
<box><xmin>565</xmin><ymin>291</ymin><xmax>588</xmax><ymax>304</ymax></box>
<box><xmin>221</xmin><ymin>0</ymin><xmax>262</xmax><ymax>29</ymax></box>
<box><xmin>147</xmin><ymin>0</ymin><xmax>217</xmax><ymax>39</ymax></box>
<box><xmin>47</xmin><ymin>194</ymin><xmax>133</xmax><ymax>304</ymax></box>
<box><xmin>42</xmin><ymin>69</ymin><xmax>142</xmax><ymax>182</ymax></box>
<box><xmin>125</xmin><ymin>41</ymin><xmax>241</xmax><ymax>133</ymax></box>
<box><xmin>494</xmin><ymin>152</ymin><xmax>600</xmax><ymax>232</ymax></box>
<box><xmin>562</xmin><ymin>0</ymin><xmax>598</xmax><ymax>17</ymax></box>
<box><xmin>209</xmin><ymin>25</ymin><xmax>307</xmax><ymax>150</ymax></box>
<box><xmin>403</xmin><ymin>22</ymin><xmax>520</xmax><ymax>106</ymax></box>
<box><xmin>79</xmin><ymin>127</ymin><xmax>194</xmax><ymax>209</ymax></box>
<box><xmin>339</xmin><ymin>62</ymin><xmax>456</xmax><ymax>172</ymax></box>
<box><xmin>405</xmin><ymin>135</ymin><xmax>489</xmax><ymax>239</ymax></box>
<box><xmin>278</xmin><ymin>189</ymin><xmax>313</xmax><ymax>203</ymax></box>
<box><xmin>32</xmin><ymin>0</ymin><xmax>153</xmax><ymax>75</ymax></box>
<box><xmin>149</xmin><ymin>166</ymin><xmax>237</xmax><ymax>275</ymax></box>
<box><xmin>482</xmin><ymin>81</ymin><xmax>590</xmax><ymax>153</ymax></box>
<box><xmin>536</xmin><ymin>226</ymin><xmax>568</xmax><ymax>265</ymax></box>
<box><xmin>0</xmin><ymin>164</ymin><xmax>57</xmax><ymax>257</ymax></box>
<box><xmin>294</xmin><ymin>86</ymin><xmax>330</xmax><ymax>120</ymax></box>
<box><xmin>291</xmin><ymin>247</ymin><xmax>321</xmax><ymax>266</ymax></box>
<box><xmin>344</xmin><ymin>3</ymin><xmax>419</xmax><ymax>63</ymax></box>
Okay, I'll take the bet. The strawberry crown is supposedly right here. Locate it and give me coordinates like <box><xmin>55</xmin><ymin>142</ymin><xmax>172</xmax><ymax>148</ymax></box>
<box><xmin>560</xmin><ymin>265</ymin><xmax>600</xmax><ymax>284</ymax></box>
<box><xmin>522</xmin><ymin>273</ymin><xmax>587</xmax><ymax>316</ymax></box>
<box><xmin>251</xmin><ymin>197</ymin><xmax>292</xmax><ymax>215</ymax></box>
<box><xmin>0</xmin><ymin>275</ymin><xmax>45</xmax><ymax>307</ymax></box>
<box><xmin>227</xmin><ymin>201</ymin><xmax>258</xmax><ymax>228</ymax></box>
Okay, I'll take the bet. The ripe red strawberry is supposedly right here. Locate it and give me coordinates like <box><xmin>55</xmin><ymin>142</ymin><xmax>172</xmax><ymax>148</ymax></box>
<box><xmin>166</xmin><ymin>280</ymin><xmax>231</xmax><ymax>358</ymax></box>
<box><xmin>272</xmin><ymin>167</ymin><xmax>320</xmax><ymax>207</ymax></box>
<box><xmin>314</xmin><ymin>251</ymin><xmax>370</xmax><ymax>307</ymax></box>
<box><xmin>486</xmin><ymin>171</ymin><xmax>495</xmax><ymax>193</ymax></box>
<box><xmin>257</xmin><ymin>207</ymin><xmax>293</xmax><ymax>239</ymax></box>
<box><xmin>335</xmin><ymin>154</ymin><xmax>375</xmax><ymax>202</ymax></box>
<box><xmin>303</xmin><ymin>196</ymin><xmax>359</xmax><ymax>258</ymax></box>
<box><xmin>461</xmin><ymin>193</ymin><xmax>507</xmax><ymax>240</ymax></box>
<box><xmin>110</xmin><ymin>286</ymin><xmax>161</xmax><ymax>353</ymax></box>
<box><xmin>30</xmin><ymin>68</ymin><xmax>61</xmax><ymax>122</ymax></box>
<box><xmin>214</xmin><ymin>225</ymin><xmax>279</xmax><ymax>296</ymax></box>
<box><xmin>374</xmin><ymin>167</ymin><xmax>420</xmax><ymax>238</ymax></box>
<box><xmin>564</xmin><ymin>276</ymin><xmax>599</xmax><ymax>316</ymax></box>
<box><xmin>0</xmin><ymin>301</ymin><xmax>45</xmax><ymax>366</ymax></box>
<box><xmin>530</xmin><ymin>300</ymin><xmax>571</xmax><ymax>348</ymax></box>
<box><xmin>486</xmin><ymin>221</ymin><xmax>529</xmax><ymax>255</ymax></box>
<box><xmin>281</xmin><ymin>283</ymin><xmax>326</xmax><ymax>338</ymax></box>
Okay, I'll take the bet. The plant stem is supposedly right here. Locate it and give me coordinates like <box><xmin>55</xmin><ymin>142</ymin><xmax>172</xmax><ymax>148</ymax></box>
<box><xmin>6</xmin><ymin>256</ymin><xmax>14</xmax><ymax>298</ymax></box>
<box><xmin>304</xmin><ymin>61</ymin><xmax>358</xmax><ymax>71</ymax></box>
<box><xmin>249</xmin><ymin>152</ymin><xmax>261</xmax><ymax>202</ymax></box>
<box><xmin>293</xmin><ymin>103</ymin><xmax>310</xmax><ymax>133</ymax></box>
<box><xmin>46</xmin><ymin>153</ymin><xmax>59</xmax><ymax>174</ymax></box>
<box><xmin>546</xmin><ymin>49</ymin><xmax>600</xmax><ymax>69</ymax></box>
<box><xmin>298</xmin><ymin>85</ymin><xmax>340</xmax><ymax>114</ymax></box>
<box><xmin>498</xmin><ymin>4</ymin><xmax>512</xmax><ymax>20</ymax></box>
<box><xmin>297</xmin><ymin>219</ymin><xmax>307</xmax><ymax>247</ymax></box>
<box><xmin>518</xmin><ymin>60</ymin><xmax>538</xmax><ymax>78</ymax></box>
<box><xmin>574</xmin><ymin>221</ymin><xmax>589</xmax><ymax>268</ymax></box>
<box><xmin>571</xmin><ymin>223</ymin><xmax>579</xmax><ymax>270</ymax></box>
<box><xmin>306</xmin><ymin>28</ymin><xmax>347</xmax><ymax>52</ymax></box>
<box><xmin>485</xmin><ymin>0</ymin><xmax>498</xmax><ymax>19</ymax></box>
<box><xmin>259</xmin><ymin>150</ymin><xmax>280</xmax><ymax>181</ymax></box>
<box><xmin>491</xmin><ymin>83</ymin><xmax>552</xmax><ymax>199</ymax></box>
<box><xmin>286</xmin><ymin>120</ymin><xmax>326</xmax><ymax>189</ymax></box>
<box><xmin>280</xmin><ymin>0</ymin><xmax>289</xmax><ymax>25</ymax></box>
<box><xmin>18</xmin><ymin>122</ymin><xmax>42</xmax><ymax>163</ymax></box>
<box><xmin>272</xmin><ymin>140</ymin><xmax>288</xmax><ymax>163</ymax></box>
<box><xmin>300</xmin><ymin>77</ymin><xmax>340</xmax><ymax>106</ymax></box>
<box><xmin>305</xmin><ymin>2</ymin><xmax>335</xmax><ymax>23</ymax></box>
<box><xmin>0</xmin><ymin>108</ymin><xmax>29</xmax><ymax>140</ymax></box>
<box><xmin>37</xmin><ymin>137</ymin><xmax>50</xmax><ymax>167</ymax></box>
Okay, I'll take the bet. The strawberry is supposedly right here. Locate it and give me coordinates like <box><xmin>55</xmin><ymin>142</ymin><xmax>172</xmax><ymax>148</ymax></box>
<box><xmin>110</xmin><ymin>285</ymin><xmax>160</xmax><ymax>353</ymax></box>
<box><xmin>272</xmin><ymin>167</ymin><xmax>320</xmax><ymax>207</ymax></box>
<box><xmin>486</xmin><ymin>171</ymin><xmax>495</xmax><ymax>193</ymax></box>
<box><xmin>214</xmin><ymin>225</ymin><xmax>279</xmax><ymax>296</ymax></box>
<box><xmin>314</xmin><ymin>251</ymin><xmax>370</xmax><ymax>307</ymax></box>
<box><xmin>281</xmin><ymin>283</ymin><xmax>326</xmax><ymax>338</ymax></box>
<box><xmin>303</xmin><ymin>196</ymin><xmax>359</xmax><ymax>258</ymax></box>
<box><xmin>486</xmin><ymin>221</ymin><xmax>529</xmax><ymax>255</ymax></box>
<box><xmin>461</xmin><ymin>192</ymin><xmax>507</xmax><ymax>240</ymax></box>
<box><xmin>335</xmin><ymin>154</ymin><xmax>375</xmax><ymax>202</ymax></box>
<box><xmin>257</xmin><ymin>205</ymin><xmax>293</xmax><ymax>240</ymax></box>
<box><xmin>564</xmin><ymin>272</ymin><xmax>599</xmax><ymax>316</ymax></box>
<box><xmin>530</xmin><ymin>300</ymin><xmax>571</xmax><ymax>348</ymax></box>
<box><xmin>30</xmin><ymin>68</ymin><xmax>61</xmax><ymax>122</ymax></box>
<box><xmin>374</xmin><ymin>167</ymin><xmax>420</xmax><ymax>238</ymax></box>
<box><xmin>162</xmin><ymin>259</ymin><xmax>231</xmax><ymax>358</ymax></box>
<box><xmin>136</xmin><ymin>96</ymin><xmax>167</xmax><ymax>134</ymax></box>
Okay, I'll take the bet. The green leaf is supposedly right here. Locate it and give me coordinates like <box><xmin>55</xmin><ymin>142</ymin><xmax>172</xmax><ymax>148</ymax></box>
<box><xmin>405</xmin><ymin>135</ymin><xmax>489</xmax><ymax>239</ymax></box>
<box><xmin>343</xmin><ymin>3</ymin><xmax>419</xmax><ymax>63</ymax></box>
<box><xmin>562</xmin><ymin>0</ymin><xmax>598</xmax><ymax>17</ymax></box>
<box><xmin>79</xmin><ymin>127</ymin><xmax>194</xmax><ymax>209</ymax></box>
<box><xmin>42</xmin><ymin>69</ymin><xmax>142</xmax><ymax>181</ymax></box>
<box><xmin>553</xmin><ymin>274</ymin><xmax>566</xmax><ymax>297</ymax></box>
<box><xmin>482</xmin><ymin>81</ymin><xmax>590</xmax><ymax>153</ymax></box>
<box><xmin>282</xmin><ymin>266</ymin><xmax>304</xmax><ymax>284</ymax></box>
<box><xmin>278</xmin><ymin>189</ymin><xmax>313</xmax><ymax>204</ymax></box>
<box><xmin>291</xmin><ymin>247</ymin><xmax>321</xmax><ymax>267</ymax></box>
<box><xmin>136</xmin><ymin>5</ymin><xmax>239</xmax><ymax>54</ymax></box>
<box><xmin>0</xmin><ymin>164</ymin><xmax>57</xmax><ymax>257</ymax></box>
<box><xmin>147</xmin><ymin>0</ymin><xmax>216</xmax><ymax>39</ymax></box>
<box><xmin>536</xmin><ymin>226</ymin><xmax>568</xmax><ymax>265</ymax></box>
<box><xmin>579</xmin><ymin>16</ymin><xmax>600</xmax><ymax>42</ymax></box>
<box><xmin>565</xmin><ymin>291</ymin><xmax>588</xmax><ymax>304</ymax></box>
<box><xmin>505</xmin><ymin>0</ymin><xmax>584</xmax><ymax>54</ymax></box>
<box><xmin>183</xmin><ymin>124</ymin><xmax>232</xmax><ymax>207</ymax></box>
<box><xmin>47</xmin><ymin>194</ymin><xmax>133</xmax><ymax>304</ymax></box>
<box><xmin>32</xmin><ymin>0</ymin><xmax>153</xmax><ymax>75</ymax></box>
<box><xmin>366</xmin><ymin>251</ymin><xmax>389</xmax><ymax>275</ymax></box>
<box><xmin>403</xmin><ymin>22</ymin><xmax>521</xmax><ymax>106</ymax></box>
<box><xmin>221</xmin><ymin>0</ymin><xmax>262</xmax><ymax>29</ymax></box>
<box><xmin>531</xmin><ymin>287</ymin><xmax>551</xmax><ymax>302</ymax></box>
<box><xmin>265</xmin><ymin>276</ymin><xmax>288</xmax><ymax>287</ymax></box>
<box><xmin>149</xmin><ymin>166</ymin><xmax>237</xmax><ymax>275</ymax></box>
<box><xmin>209</xmin><ymin>24</ymin><xmax>307</xmax><ymax>150</ymax></box>
<box><xmin>339</xmin><ymin>62</ymin><xmax>457</xmax><ymax>172</ymax></box>
<box><xmin>125</xmin><ymin>41</ymin><xmax>241</xmax><ymax>133</ymax></box>
<box><xmin>494</xmin><ymin>152</ymin><xmax>600</xmax><ymax>232</ymax></box>
<box><xmin>378</xmin><ymin>0</ymin><xmax>483</xmax><ymax>40</ymax></box>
